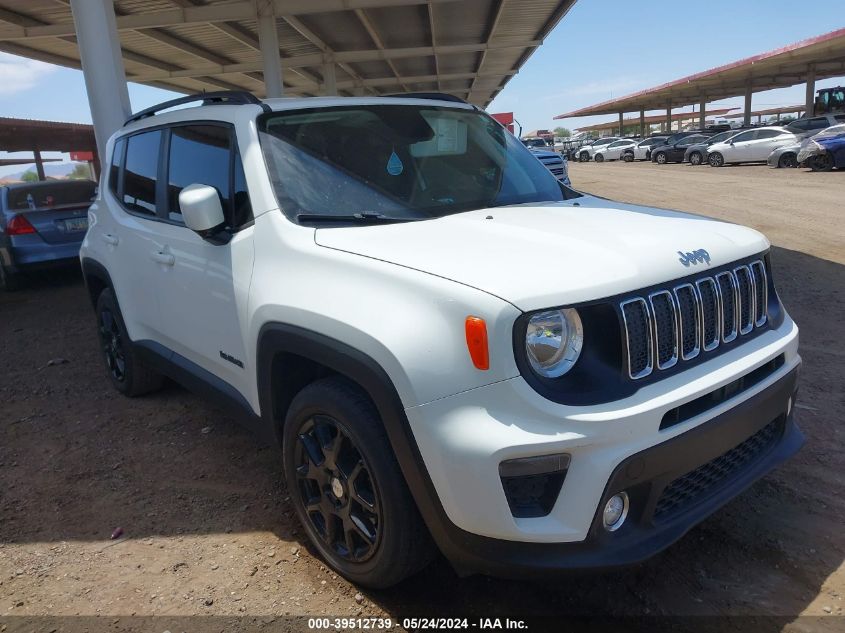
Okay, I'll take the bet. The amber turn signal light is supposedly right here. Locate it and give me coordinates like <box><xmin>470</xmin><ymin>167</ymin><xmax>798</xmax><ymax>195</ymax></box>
<box><xmin>465</xmin><ymin>316</ymin><xmax>489</xmax><ymax>370</ymax></box>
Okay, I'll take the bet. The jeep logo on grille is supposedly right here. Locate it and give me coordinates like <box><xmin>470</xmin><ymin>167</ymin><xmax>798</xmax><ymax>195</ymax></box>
<box><xmin>677</xmin><ymin>249</ymin><xmax>711</xmax><ymax>267</ymax></box>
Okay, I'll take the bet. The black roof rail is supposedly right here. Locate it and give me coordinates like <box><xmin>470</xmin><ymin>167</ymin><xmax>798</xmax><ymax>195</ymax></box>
<box><xmin>382</xmin><ymin>92</ymin><xmax>469</xmax><ymax>104</ymax></box>
<box><xmin>125</xmin><ymin>90</ymin><xmax>270</xmax><ymax>125</ymax></box>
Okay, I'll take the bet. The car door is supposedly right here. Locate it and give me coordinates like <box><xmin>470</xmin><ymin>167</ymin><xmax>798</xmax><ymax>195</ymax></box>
<box><xmin>724</xmin><ymin>130</ymin><xmax>757</xmax><ymax>161</ymax></box>
<box><xmin>150</xmin><ymin>123</ymin><xmax>256</xmax><ymax>400</ymax></box>
<box><xmin>746</xmin><ymin>129</ymin><xmax>791</xmax><ymax>161</ymax></box>
<box><xmin>103</xmin><ymin>130</ymin><xmax>167</xmax><ymax>342</ymax></box>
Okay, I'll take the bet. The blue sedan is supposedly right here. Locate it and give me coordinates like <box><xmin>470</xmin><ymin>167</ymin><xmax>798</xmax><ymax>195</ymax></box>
<box><xmin>0</xmin><ymin>179</ymin><xmax>95</xmax><ymax>290</ymax></box>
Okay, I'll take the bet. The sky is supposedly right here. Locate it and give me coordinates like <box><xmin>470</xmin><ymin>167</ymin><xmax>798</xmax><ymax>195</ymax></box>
<box><xmin>0</xmin><ymin>0</ymin><xmax>843</xmax><ymax>176</ymax></box>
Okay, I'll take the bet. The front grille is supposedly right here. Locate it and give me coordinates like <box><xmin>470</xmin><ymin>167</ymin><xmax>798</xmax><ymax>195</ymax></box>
<box><xmin>653</xmin><ymin>417</ymin><xmax>782</xmax><ymax>521</ymax></box>
<box><xmin>620</xmin><ymin>260</ymin><xmax>768</xmax><ymax>380</ymax></box>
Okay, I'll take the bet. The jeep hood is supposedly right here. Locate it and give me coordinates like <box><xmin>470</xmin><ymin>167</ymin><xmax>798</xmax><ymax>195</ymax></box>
<box><xmin>314</xmin><ymin>198</ymin><xmax>769</xmax><ymax>312</ymax></box>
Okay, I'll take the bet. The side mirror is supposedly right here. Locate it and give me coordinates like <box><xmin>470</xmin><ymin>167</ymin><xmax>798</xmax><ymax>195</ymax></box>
<box><xmin>178</xmin><ymin>184</ymin><xmax>229</xmax><ymax>244</ymax></box>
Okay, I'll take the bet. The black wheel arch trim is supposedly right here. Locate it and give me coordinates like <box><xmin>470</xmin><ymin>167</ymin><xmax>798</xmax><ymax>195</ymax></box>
<box><xmin>81</xmin><ymin>257</ymin><xmax>115</xmax><ymax>308</ymax></box>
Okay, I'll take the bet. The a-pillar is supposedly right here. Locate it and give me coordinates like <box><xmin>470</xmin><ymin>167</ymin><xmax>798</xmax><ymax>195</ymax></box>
<box><xmin>69</xmin><ymin>0</ymin><xmax>131</xmax><ymax>161</ymax></box>
<box><xmin>256</xmin><ymin>0</ymin><xmax>284</xmax><ymax>98</ymax></box>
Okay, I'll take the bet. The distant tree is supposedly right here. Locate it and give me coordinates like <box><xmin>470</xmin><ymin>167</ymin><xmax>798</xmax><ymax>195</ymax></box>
<box><xmin>20</xmin><ymin>170</ymin><xmax>39</xmax><ymax>182</ymax></box>
<box><xmin>68</xmin><ymin>162</ymin><xmax>91</xmax><ymax>180</ymax></box>
<box><xmin>553</xmin><ymin>127</ymin><xmax>572</xmax><ymax>138</ymax></box>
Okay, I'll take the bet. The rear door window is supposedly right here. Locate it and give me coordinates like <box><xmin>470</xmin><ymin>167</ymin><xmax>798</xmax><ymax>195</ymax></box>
<box><xmin>755</xmin><ymin>129</ymin><xmax>782</xmax><ymax>139</ymax></box>
<box><xmin>123</xmin><ymin>130</ymin><xmax>161</xmax><ymax>215</ymax></box>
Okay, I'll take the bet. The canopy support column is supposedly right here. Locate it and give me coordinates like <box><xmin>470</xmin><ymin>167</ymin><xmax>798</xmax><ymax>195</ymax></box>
<box><xmin>34</xmin><ymin>148</ymin><xmax>45</xmax><ymax>181</ymax></box>
<box><xmin>805</xmin><ymin>64</ymin><xmax>816</xmax><ymax>116</ymax></box>
<box><xmin>618</xmin><ymin>112</ymin><xmax>624</xmax><ymax>136</ymax></box>
<box><xmin>699</xmin><ymin>99</ymin><xmax>706</xmax><ymax>129</ymax></box>
<box><xmin>323</xmin><ymin>59</ymin><xmax>337</xmax><ymax>96</ymax></box>
<box><xmin>639</xmin><ymin>108</ymin><xmax>645</xmax><ymax>136</ymax></box>
<box><xmin>665</xmin><ymin>103</ymin><xmax>672</xmax><ymax>131</ymax></box>
<box><xmin>69</xmin><ymin>0</ymin><xmax>131</xmax><ymax>161</ymax></box>
<box><xmin>743</xmin><ymin>82</ymin><xmax>752</xmax><ymax>126</ymax></box>
<box><xmin>256</xmin><ymin>0</ymin><xmax>284</xmax><ymax>98</ymax></box>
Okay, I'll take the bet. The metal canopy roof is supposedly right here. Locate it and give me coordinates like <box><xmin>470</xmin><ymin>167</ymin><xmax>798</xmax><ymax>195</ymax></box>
<box><xmin>0</xmin><ymin>0</ymin><xmax>576</xmax><ymax>108</ymax></box>
<box><xmin>0</xmin><ymin>116</ymin><xmax>96</xmax><ymax>152</ymax></box>
<box><xmin>555</xmin><ymin>27</ymin><xmax>845</xmax><ymax>119</ymax></box>
<box><xmin>575</xmin><ymin>108</ymin><xmax>737</xmax><ymax>133</ymax></box>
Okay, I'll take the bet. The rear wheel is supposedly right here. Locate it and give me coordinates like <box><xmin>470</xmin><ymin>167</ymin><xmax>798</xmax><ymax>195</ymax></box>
<box><xmin>809</xmin><ymin>153</ymin><xmax>834</xmax><ymax>172</ymax></box>
<box><xmin>655</xmin><ymin>152</ymin><xmax>667</xmax><ymax>164</ymax></box>
<box><xmin>96</xmin><ymin>288</ymin><xmax>163</xmax><ymax>396</ymax></box>
<box><xmin>778</xmin><ymin>153</ymin><xmax>798</xmax><ymax>168</ymax></box>
<box><xmin>708</xmin><ymin>152</ymin><xmax>725</xmax><ymax>167</ymax></box>
<box><xmin>594</xmin><ymin>153</ymin><xmax>605</xmax><ymax>163</ymax></box>
<box><xmin>284</xmin><ymin>376</ymin><xmax>433</xmax><ymax>588</ymax></box>
<box><xmin>0</xmin><ymin>265</ymin><xmax>23</xmax><ymax>291</ymax></box>
<box><xmin>622</xmin><ymin>152</ymin><xmax>634</xmax><ymax>162</ymax></box>
<box><xmin>578</xmin><ymin>151</ymin><xmax>589</xmax><ymax>162</ymax></box>
<box><xmin>689</xmin><ymin>152</ymin><xmax>703</xmax><ymax>166</ymax></box>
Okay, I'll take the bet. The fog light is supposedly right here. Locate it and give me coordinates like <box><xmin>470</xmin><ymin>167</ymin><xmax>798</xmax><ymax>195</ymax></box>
<box><xmin>603</xmin><ymin>492</ymin><xmax>629</xmax><ymax>531</ymax></box>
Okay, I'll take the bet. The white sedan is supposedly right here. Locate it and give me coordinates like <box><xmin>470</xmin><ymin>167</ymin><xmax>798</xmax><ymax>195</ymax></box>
<box><xmin>706</xmin><ymin>127</ymin><xmax>797</xmax><ymax>166</ymax></box>
<box><xmin>594</xmin><ymin>139</ymin><xmax>638</xmax><ymax>162</ymax></box>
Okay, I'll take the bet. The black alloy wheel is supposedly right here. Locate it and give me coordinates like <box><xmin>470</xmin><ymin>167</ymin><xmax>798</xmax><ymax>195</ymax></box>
<box><xmin>778</xmin><ymin>153</ymin><xmax>798</xmax><ymax>168</ymax></box>
<box><xmin>293</xmin><ymin>414</ymin><xmax>382</xmax><ymax>563</ymax></box>
<box><xmin>99</xmin><ymin>307</ymin><xmax>126</xmax><ymax>383</ymax></box>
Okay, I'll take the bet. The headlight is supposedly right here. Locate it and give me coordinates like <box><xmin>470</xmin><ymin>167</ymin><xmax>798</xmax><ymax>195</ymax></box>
<box><xmin>525</xmin><ymin>308</ymin><xmax>583</xmax><ymax>378</ymax></box>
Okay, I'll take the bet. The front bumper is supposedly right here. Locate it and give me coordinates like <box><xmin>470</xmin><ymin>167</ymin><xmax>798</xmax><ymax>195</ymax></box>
<box><xmin>405</xmin><ymin>317</ymin><xmax>801</xmax><ymax>576</ymax></box>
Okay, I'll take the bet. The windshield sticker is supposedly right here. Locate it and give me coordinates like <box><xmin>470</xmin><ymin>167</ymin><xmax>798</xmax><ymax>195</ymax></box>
<box><xmin>386</xmin><ymin>150</ymin><xmax>404</xmax><ymax>176</ymax></box>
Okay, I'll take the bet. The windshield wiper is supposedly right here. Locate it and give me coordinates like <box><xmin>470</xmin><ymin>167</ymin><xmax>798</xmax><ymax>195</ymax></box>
<box><xmin>297</xmin><ymin>212</ymin><xmax>413</xmax><ymax>224</ymax></box>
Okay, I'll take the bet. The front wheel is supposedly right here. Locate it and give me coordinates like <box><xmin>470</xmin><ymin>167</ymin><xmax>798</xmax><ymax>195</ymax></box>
<box><xmin>689</xmin><ymin>152</ymin><xmax>703</xmax><ymax>166</ymax></box>
<box><xmin>578</xmin><ymin>151</ymin><xmax>589</xmax><ymax>162</ymax></box>
<box><xmin>778</xmin><ymin>153</ymin><xmax>798</xmax><ymax>168</ymax></box>
<box><xmin>623</xmin><ymin>152</ymin><xmax>634</xmax><ymax>162</ymax></box>
<box><xmin>284</xmin><ymin>376</ymin><xmax>433</xmax><ymax>588</ymax></box>
<box><xmin>809</xmin><ymin>153</ymin><xmax>834</xmax><ymax>172</ymax></box>
<box><xmin>708</xmin><ymin>152</ymin><xmax>724</xmax><ymax>167</ymax></box>
<box><xmin>655</xmin><ymin>152</ymin><xmax>667</xmax><ymax>165</ymax></box>
<box><xmin>594</xmin><ymin>153</ymin><xmax>605</xmax><ymax>163</ymax></box>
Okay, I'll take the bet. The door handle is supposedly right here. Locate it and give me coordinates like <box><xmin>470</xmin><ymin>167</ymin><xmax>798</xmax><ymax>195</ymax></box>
<box><xmin>150</xmin><ymin>250</ymin><xmax>175</xmax><ymax>266</ymax></box>
<box><xmin>101</xmin><ymin>233</ymin><xmax>119</xmax><ymax>246</ymax></box>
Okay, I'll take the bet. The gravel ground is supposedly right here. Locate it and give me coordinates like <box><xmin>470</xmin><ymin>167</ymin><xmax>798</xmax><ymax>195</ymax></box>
<box><xmin>1</xmin><ymin>160</ymin><xmax>843</xmax><ymax>631</ymax></box>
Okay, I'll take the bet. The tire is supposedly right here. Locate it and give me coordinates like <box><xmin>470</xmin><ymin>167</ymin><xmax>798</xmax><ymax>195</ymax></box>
<box><xmin>777</xmin><ymin>153</ymin><xmax>798</xmax><ymax>169</ymax></box>
<box><xmin>810</xmin><ymin>153</ymin><xmax>834</xmax><ymax>172</ymax></box>
<box><xmin>622</xmin><ymin>152</ymin><xmax>634</xmax><ymax>162</ymax></box>
<box><xmin>0</xmin><ymin>264</ymin><xmax>23</xmax><ymax>291</ymax></box>
<box><xmin>578</xmin><ymin>151</ymin><xmax>589</xmax><ymax>162</ymax></box>
<box><xmin>594</xmin><ymin>153</ymin><xmax>604</xmax><ymax>163</ymax></box>
<box><xmin>95</xmin><ymin>288</ymin><xmax>163</xmax><ymax>396</ymax></box>
<box><xmin>708</xmin><ymin>152</ymin><xmax>724</xmax><ymax>167</ymax></box>
<box><xmin>284</xmin><ymin>376</ymin><xmax>434</xmax><ymax>588</ymax></box>
<box><xmin>655</xmin><ymin>152</ymin><xmax>667</xmax><ymax>165</ymax></box>
<box><xmin>689</xmin><ymin>152</ymin><xmax>703</xmax><ymax>166</ymax></box>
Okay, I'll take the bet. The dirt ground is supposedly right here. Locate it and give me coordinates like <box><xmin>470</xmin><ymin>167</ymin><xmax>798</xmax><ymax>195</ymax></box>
<box><xmin>1</xmin><ymin>161</ymin><xmax>844</xmax><ymax>631</ymax></box>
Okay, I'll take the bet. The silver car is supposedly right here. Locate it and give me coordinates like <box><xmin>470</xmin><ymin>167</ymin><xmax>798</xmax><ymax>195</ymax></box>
<box><xmin>767</xmin><ymin>143</ymin><xmax>801</xmax><ymax>168</ymax></box>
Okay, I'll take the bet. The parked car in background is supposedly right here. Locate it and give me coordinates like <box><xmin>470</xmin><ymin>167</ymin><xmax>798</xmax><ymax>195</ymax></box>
<box><xmin>786</xmin><ymin>114</ymin><xmax>845</xmax><ymax>137</ymax></box>
<box><xmin>528</xmin><ymin>147</ymin><xmax>571</xmax><ymax>185</ymax></box>
<box><xmin>624</xmin><ymin>136</ymin><xmax>669</xmax><ymax>161</ymax></box>
<box><xmin>684</xmin><ymin>130</ymin><xmax>740</xmax><ymax>165</ymax></box>
<box><xmin>1</xmin><ymin>179</ymin><xmax>95</xmax><ymax>290</ymax></box>
<box><xmin>797</xmin><ymin>123</ymin><xmax>845</xmax><ymax>171</ymax></box>
<box><xmin>707</xmin><ymin>127</ymin><xmax>797</xmax><ymax>167</ymax></box>
<box><xmin>522</xmin><ymin>137</ymin><xmax>549</xmax><ymax>149</ymax></box>
<box><xmin>577</xmin><ymin>137</ymin><xmax>619</xmax><ymax>162</ymax></box>
<box><xmin>594</xmin><ymin>138</ymin><xmax>637</xmax><ymax>162</ymax></box>
<box><xmin>767</xmin><ymin>142</ymin><xmax>802</xmax><ymax>168</ymax></box>
<box><xmin>651</xmin><ymin>133</ymin><xmax>712</xmax><ymax>164</ymax></box>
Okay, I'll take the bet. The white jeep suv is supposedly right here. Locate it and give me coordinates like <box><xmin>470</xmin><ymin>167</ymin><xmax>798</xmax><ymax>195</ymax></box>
<box><xmin>81</xmin><ymin>91</ymin><xmax>802</xmax><ymax>588</ymax></box>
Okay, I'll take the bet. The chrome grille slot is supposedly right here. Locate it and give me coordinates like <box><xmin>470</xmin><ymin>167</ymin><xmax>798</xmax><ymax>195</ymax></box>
<box><xmin>649</xmin><ymin>290</ymin><xmax>679</xmax><ymax>370</ymax></box>
<box><xmin>674</xmin><ymin>284</ymin><xmax>700</xmax><ymax>360</ymax></box>
<box><xmin>620</xmin><ymin>259</ymin><xmax>769</xmax><ymax>380</ymax></box>
<box><xmin>696</xmin><ymin>278</ymin><xmax>720</xmax><ymax>351</ymax></box>
<box><xmin>621</xmin><ymin>298</ymin><xmax>653</xmax><ymax>379</ymax></box>
<box><xmin>750</xmin><ymin>260</ymin><xmax>768</xmax><ymax>326</ymax></box>
<box><xmin>734</xmin><ymin>266</ymin><xmax>754</xmax><ymax>335</ymax></box>
<box><xmin>716</xmin><ymin>271</ymin><xmax>738</xmax><ymax>343</ymax></box>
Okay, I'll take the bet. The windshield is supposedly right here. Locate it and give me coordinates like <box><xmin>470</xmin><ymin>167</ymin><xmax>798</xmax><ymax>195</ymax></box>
<box><xmin>258</xmin><ymin>105</ymin><xmax>579</xmax><ymax>223</ymax></box>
